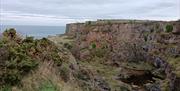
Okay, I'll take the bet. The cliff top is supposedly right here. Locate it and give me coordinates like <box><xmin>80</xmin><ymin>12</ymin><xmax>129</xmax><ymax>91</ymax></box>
<box><xmin>67</xmin><ymin>19</ymin><xmax>179</xmax><ymax>25</ymax></box>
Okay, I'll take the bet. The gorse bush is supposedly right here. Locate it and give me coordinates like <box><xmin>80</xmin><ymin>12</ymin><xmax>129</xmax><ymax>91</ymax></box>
<box><xmin>165</xmin><ymin>24</ymin><xmax>173</xmax><ymax>33</ymax></box>
<box><xmin>0</xmin><ymin>29</ymin><xmax>63</xmax><ymax>87</ymax></box>
<box><xmin>23</xmin><ymin>36</ymin><xmax>34</xmax><ymax>43</ymax></box>
<box><xmin>0</xmin><ymin>30</ymin><xmax>38</xmax><ymax>86</ymax></box>
<box><xmin>3</xmin><ymin>28</ymin><xmax>17</xmax><ymax>39</ymax></box>
<box><xmin>91</xmin><ymin>43</ymin><xmax>96</xmax><ymax>49</ymax></box>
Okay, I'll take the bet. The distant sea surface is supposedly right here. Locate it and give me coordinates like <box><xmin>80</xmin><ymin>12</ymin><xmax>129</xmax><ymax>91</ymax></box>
<box><xmin>0</xmin><ymin>25</ymin><xmax>65</xmax><ymax>38</ymax></box>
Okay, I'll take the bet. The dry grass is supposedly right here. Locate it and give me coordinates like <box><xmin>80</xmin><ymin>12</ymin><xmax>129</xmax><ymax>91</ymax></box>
<box><xmin>11</xmin><ymin>59</ymin><xmax>82</xmax><ymax>91</ymax></box>
<box><xmin>48</xmin><ymin>35</ymin><xmax>74</xmax><ymax>47</ymax></box>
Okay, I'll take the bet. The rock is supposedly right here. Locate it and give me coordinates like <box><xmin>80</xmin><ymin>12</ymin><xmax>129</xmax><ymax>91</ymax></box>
<box><xmin>80</xmin><ymin>49</ymin><xmax>91</xmax><ymax>60</ymax></box>
<box><xmin>145</xmin><ymin>83</ymin><xmax>161</xmax><ymax>91</ymax></box>
<box><xmin>66</xmin><ymin>20</ymin><xmax>179</xmax><ymax>91</ymax></box>
<box><xmin>172</xmin><ymin>23</ymin><xmax>180</xmax><ymax>34</ymax></box>
<box><xmin>94</xmin><ymin>77</ymin><xmax>111</xmax><ymax>91</ymax></box>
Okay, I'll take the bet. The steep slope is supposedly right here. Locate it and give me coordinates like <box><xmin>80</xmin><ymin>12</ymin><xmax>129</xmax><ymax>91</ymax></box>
<box><xmin>64</xmin><ymin>20</ymin><xmax>180</xmax><ymax>91</ymax></box>
<box><xmin>0</xmin><ymin>29</ymin><xmax>83</xmax><ymax>91</ymax></box>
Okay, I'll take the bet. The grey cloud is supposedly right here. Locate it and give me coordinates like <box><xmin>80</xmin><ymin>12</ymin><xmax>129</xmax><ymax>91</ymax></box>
<box><xmin>0</xmin><ymin>0</ymin><xmax>179</xmax><ymax>25</ymax></box>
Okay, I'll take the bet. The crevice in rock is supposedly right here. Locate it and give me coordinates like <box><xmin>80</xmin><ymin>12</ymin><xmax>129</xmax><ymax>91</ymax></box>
<box><xmin>118</xmin><ymin>71</ymin><xmax>164</xmax><ymax>86</ymax></box>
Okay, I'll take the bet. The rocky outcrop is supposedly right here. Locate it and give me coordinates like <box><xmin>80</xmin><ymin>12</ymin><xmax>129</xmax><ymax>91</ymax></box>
<box><xmin>66</xmin><ymin>20</ymin><xmax>180</xmax><ymax>91</ymax></box>
<box><xmin>66</xmin><ymin>20</ymin><xmax>179</xmax><ymax>59</ymax></box>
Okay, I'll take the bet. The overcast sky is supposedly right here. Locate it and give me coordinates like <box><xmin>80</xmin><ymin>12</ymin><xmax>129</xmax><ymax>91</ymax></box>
<box><xmin>0</xmin><ymin>0</ymin><xmax>180</xmax><ymax>26</ymax></box>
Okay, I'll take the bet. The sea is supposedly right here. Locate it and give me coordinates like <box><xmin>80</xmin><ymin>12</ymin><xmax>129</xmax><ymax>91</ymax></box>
<box><xmin>0</xmin><ymin>25</ymin><xmax>65</xmax><ymax>39</ymax></box>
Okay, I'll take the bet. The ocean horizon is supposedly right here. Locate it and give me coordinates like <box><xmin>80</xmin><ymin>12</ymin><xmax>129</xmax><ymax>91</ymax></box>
<box><xmin>0</xmin><ymin>25</ymin><xmax>65</xmax><ymax>38</ymax></box>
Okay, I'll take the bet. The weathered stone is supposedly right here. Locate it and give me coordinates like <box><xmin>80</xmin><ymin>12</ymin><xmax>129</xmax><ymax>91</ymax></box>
<box><xmin>145</xmin><ymin>83</ymin><xmax>161</xmax><ymax>91</ymax></box>
<box><xmin>66</xmin><ymin>20</ymin><xmax>179</xmax><ymax>91</ymax></box>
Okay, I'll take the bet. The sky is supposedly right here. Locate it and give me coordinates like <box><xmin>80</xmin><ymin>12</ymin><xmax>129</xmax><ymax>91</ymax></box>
<box><xmin>0</xmin><ymin>0</ymin><xmax>180</xmax><ymax>26</ymax></box>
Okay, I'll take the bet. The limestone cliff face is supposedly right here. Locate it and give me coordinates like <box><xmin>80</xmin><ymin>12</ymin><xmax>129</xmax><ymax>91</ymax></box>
<box><xmin>66</xmin><ymin>20</ymin><xmax>180</xmax><ymax>91</ymax></box>
<box><xmin>66</xmin><ymin>23</ymin><xmax>85</xmax><ymax>37</ymax></box>
<box><xmin>66</xmin><ymin>20</ymin><xmax>179</xmax><ymax>59</ymax></box>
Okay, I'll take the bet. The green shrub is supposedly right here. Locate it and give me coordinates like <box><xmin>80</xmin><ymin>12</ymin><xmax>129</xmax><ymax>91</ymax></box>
<box><xmin>1</xmin><ymin>44</ymin><xmax>38</xmax><ymax>85</ymax></box>
<box><xmin>91</xmin><ymin>43</ymin><xmax>96</xmax><ymax>49</ymax></box>
<box><xmin>0</xmin><ymin>85</ymin><xmax>12</xmax><ymax>91</ymax></box>
<box><xmin>0</xmin><ymin>29</ymin><xmax>63</xmax><ymax>87</ymax></box>
<box><xmin>52</xmin><ymin>53</ymin><xmax>62</xmax><ymax>66</ymax></box>
<box><xmin>39</xmin><ymin>38</ymin><xmax>52</xmax><ymax>47</ymax></box>
<box><xmin>39</xmin><ymin>81</ymin><xmax>59</xmax><ymax>91</ymax></box>
<box><xmin>3</xmin><ymin>28</ymin><xmax>16</xmax><ymax>38</ymax></box>
<box><xmin>165</xmin><ymin>24</ymin><xmax>173</xmax><ymax>33</ymax></box>
<box><xmin>23</xmin><ymin>36</ymin><xmax>34</xmax><ymax>43</ymax></box>
<box><xmin>63</xmin><ymin>43</ymin><xmax>72</xmax><ymax>49</ymax></box>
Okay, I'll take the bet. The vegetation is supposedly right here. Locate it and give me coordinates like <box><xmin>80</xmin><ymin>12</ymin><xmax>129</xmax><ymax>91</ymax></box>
<box><xmin>91</xmin><ymin>48</ymin><xmax>107</xmax><ymax>58</ymax></box>
<box><xmin>0</xmin><ymin>20</ymin><xmax>178</xmax><ymax>91</ymax></box>
<box><xmin>0</xmin><ymin>85</ymin><xmax>12</xmax><ymax>91</ymax></box>
<box><xmin>85</xmin><ymin>21</ymin><xmax>92</xmax><ymax>26</ymax></box>
<box><xmin>144</xmin><ymin>35</ymin><xmax>148</xmax><ymax>42</ymax></box>
<box><xmin>39</xmin><ymin>80</ymin><xmax>59</xmax><ymax>91</ymax></box>
<box><xmin>165</xmin><ymin>24</ymin><xmax>173</xmax><ymax>33</ymax></box>
<box><xmin>91</xmin><ymin>43</ymin><xmax>96</xmax><ymax>49</ymax></box>
<box><xmin>0</xmin><ymin>29</ymin><xmax>63</xmax><ymax>88</ymax></box>
<box><xmin>59</xmin><ymin>64</ymin><xmax>70</xmax><ymax>82</ymax></box>
<box><xmin>63</xmin><ymin>43</ymin><xmax>72</xmax><ymax>49</ymax></box>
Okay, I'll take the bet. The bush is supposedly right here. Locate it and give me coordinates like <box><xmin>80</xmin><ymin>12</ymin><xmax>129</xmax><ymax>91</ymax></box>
<box><xmin>23</xmin><ymin>36</ymin><xmax>34</xmax><ymax>43</ymax></box>
<box><xmin>3</xmin><ymin>28</ymin><xmax>17</xmax><ymax>39</ymax></box>
<box><xmin>91</xmin><ymin>43</ymin><xmax>96</xmax><ymax>49</ymax></box>
<box><xmin>63</xmin><ymin>43</ymin><xmax>72</xmax><ymax>49</ymax></box>
<box><xmin>0</xmin><ymin>44</ymin><xmax>38</xmax><ymax>85</ymax></box>
<box><xmin>39</xmin><ymin>81</ymin><xmax>59</xmax><ymax>91</ymax></box>
<box><xmin>0</xmin><ymin>29</ymin><xmax>63</xmax><ymax>87</ymax></box>
<box><xmin>165</xmin><ymin>24</ymin><xmax>173</xmax><ymax>33</ymax></box>
<box><xmin>0</xmin><ymin>85</ymin><xmax>12</xmax><ymax>91</ymax></box>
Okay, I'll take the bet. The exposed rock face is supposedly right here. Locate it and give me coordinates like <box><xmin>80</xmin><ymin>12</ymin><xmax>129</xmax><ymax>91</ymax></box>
<box><xmin>66</xmin><ymin>23</ymin><xmax>84</xmax><ymax>37</ymax></box>
<box><xmin>66</xmin><ymin>20</ymin><xmax>180</xmax><ymax>91</ymax></box>
<box><xmin>66</xmin><ymin>20</ymin><xmax>179</xmax><ymax>59</ymax></box>
<box><xmin>172</xmin><ymin>21</ymin><xmax>180</xmax><ymax>34</ymax></box>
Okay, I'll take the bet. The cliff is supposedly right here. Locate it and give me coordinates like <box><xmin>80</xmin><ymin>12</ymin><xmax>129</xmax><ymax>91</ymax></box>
<box><xmin>1</xmin><ymin>20</ymin><xmax>180</xmax><ymax>91</ymax></box>
<box><xmin>65</xmin><ymin>20</ymin><xmax>180</xmax><ymax>91</ymax></box>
